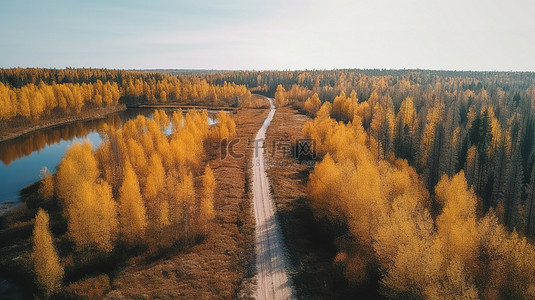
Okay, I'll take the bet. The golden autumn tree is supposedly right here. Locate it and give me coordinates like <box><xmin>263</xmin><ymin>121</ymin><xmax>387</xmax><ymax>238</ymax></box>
<box><xmin>153</xmin><ymin>109</ymin><xmax>170</xmax><ymax>130</ymax></box>
<box><xmin>239</xmin><ymin>90</ymin><xmax>253</xmax><ymax>107</ymax></box>
<box><xmin>178</xmin><ymin>170</ymin><xmax>196</xmax><ymax>242</ymax></box>
<box><xmin>38</xmin><ymin>166</ymin><xmax>54</xmax><ymax>200</ymax></box>
<box><xmin>32</xmin><ymin>209</ymin><xmax>64</xmax><ymax>297</ymax></box>
<box><xmin>307</xmin><ymin>153</ymin><xmax>347</xmax><ymax>221</ymax></box>
<box><xmin>435</xmin><ymin>171</ymin><xmax>479</xmax><ymax>271</ymax></box>
<box><xmin>144</xmin><ymin>152</ymin><xmax>165</xmax><ymax>201</ymax></box>
<box><xmin>211</xmin><ymin>111</ymin><xmax>236</xmax><ymax>139</ymax></box>
<box><xmin>274</xmin><ymin>84</ymin><xmax>287</xmax><ymax>107</ymax></box>
<box><xmin>17</xmin><ymin>89</ymin><xmax>31</xmax><ymax>118</ymax></box>
<box><xmin>66</xmin><ymin>180</ymin><xmax>118</xmax><ymax>252</ymax></box>
<box><xmin>420</xmin><ymin>101</ymin><xmax>444</xmax><ymax>167</ymax></box>
<box><xmin>56</xmin><ymin>141</ymin><xmax>118</xmax><ymax>252</ymax></box>
<box><xmin>0</xmin><ymin>78</ymin><xmax>124</xmax><ymax>122</ymax></box>
<box><xmin>302</xmin><ymin>102</ymin><xmax>336</xmax><ymax>156</ymax></box>
<box><xmin>92</xmin><ymin>179</ymin><xmax>118</xmax><ymax>252</ymax></box>
<box><xmin>199</xmin><ymin>164</ymin><xmax>216</xmax><ymax>231</ymax></box>
<box><xmin>165</xmin><ymin>171</ymin><xmax>181</xmax><ymax>229</ymax></box>
<box><xmin>118</xmin><ymin>161</ymin><xmax>147</xmax><ymax>243</ymax></box>
<box><xmin>478</xmin><ymin>213</ymin><xmax>535</xmax><ymax>299</ymax></box>
<box><xmin>171</xmin><ymin>109</ymin><xmax>184</xmax><ymax>133</ymax></box>
<box><xmin>125</xmin><ymin>138</ymin><xmax>148</xmax><ymax>178</ymax></box>
<box><xmin>303</xmin><ymin>93</ymin><xmax>322</xmax><ymax>116</ymax></box>
<box><xmin>395</xmin><ymin>97</ymin><xmax>418</xmax><ymax>161</ymax></box>
<box><xmin>331</xmin><ymin>91</ymin><xmax>347</xmax><ymax>121</ymax></box>
<box><xmin>301</xmin><ymin>101</ymin><xmax>535</xmax><ymax>299</ymax></box>
<box><xmin>144</xmin><ymin>152</ymin><xmax>168</xmax><ymax>229</ymax></box>
<box><xmin>56</xmin><ymin>141</ymin><xmax>99</xmax><ymax>205</ymax></box>
<box><xmin>370</xmin><ymin>98</ymin><xmax>395</xmax><ymax>159</ymax></box>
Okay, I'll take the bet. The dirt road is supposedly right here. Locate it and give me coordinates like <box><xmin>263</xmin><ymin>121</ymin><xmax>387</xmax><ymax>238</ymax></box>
<box><xmin>252</xmin><ymin>98</ymin><xmax>295</xmax><ymax>300</ymax></box>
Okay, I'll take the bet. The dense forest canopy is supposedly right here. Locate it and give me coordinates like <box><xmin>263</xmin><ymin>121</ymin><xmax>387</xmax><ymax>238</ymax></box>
<box><xmin>206</xmin><ymin>69</ymin><xmax>535</xmax><ymax>236</ymax></box>
<box><xmin>303</xmin><ymin>105</ymin><xmax>535</xmax><ymax>299</ymax></box>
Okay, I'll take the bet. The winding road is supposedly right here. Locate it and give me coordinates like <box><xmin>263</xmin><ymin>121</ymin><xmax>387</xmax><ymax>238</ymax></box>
<box><xmin>252</xmin><ymin>98</ymin><xmax>296</xmax><ymax>300</ymax></box>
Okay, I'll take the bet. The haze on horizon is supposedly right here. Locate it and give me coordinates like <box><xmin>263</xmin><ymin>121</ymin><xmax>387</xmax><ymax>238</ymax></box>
<box><xmin>1</xmin><ymin>0</ymin><xmax>534</xmax><ymax>71</ymax></box>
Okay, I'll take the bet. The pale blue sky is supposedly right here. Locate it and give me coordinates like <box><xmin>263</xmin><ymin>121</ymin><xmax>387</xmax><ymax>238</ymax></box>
<box><xmin>1</xmin><ymin>0</ymin><xmax>534</xmax><ymax>71</ymax></box>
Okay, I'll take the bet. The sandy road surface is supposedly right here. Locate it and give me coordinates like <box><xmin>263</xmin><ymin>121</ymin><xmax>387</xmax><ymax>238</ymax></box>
<box><xmin>252</xmin><ymin>98</ymin><xmax>296</xmax><ymax>300</ymax></box>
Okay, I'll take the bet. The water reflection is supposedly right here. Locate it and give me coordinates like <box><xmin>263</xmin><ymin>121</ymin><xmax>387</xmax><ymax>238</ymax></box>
<box><xmin>0</xmin><ymin>116</ymin><xmax>122</xmax><ymax>166</ymax></box>
<box><xmin>0</xmin><ymin>109</ymin><xmax>217</xmax><ymax>204</ymax></box>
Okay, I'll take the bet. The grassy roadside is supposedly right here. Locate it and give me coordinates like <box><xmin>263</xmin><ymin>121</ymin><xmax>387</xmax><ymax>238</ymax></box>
<box><xmin>264</xmin><ymin>106</ymin><xmax>371</xmax><ymax>299</ymax></box>
<box><xmin>0</xmin><ymin>104</ymin><xmax>269</xmax><ymax>299</ymax></box>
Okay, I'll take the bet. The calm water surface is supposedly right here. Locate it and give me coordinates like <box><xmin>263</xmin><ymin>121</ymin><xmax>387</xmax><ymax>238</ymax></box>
<box><xmin>0</xmin><ymin>109</ymin><xmax>217</xmax><ymax>206</ymax></box>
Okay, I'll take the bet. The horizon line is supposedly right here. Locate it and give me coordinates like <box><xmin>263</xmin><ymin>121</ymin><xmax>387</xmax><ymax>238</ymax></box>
<box><xmin>1</xmin><ymin>66</ymin><xmax>535</xmax><ymax>74</ymax></box>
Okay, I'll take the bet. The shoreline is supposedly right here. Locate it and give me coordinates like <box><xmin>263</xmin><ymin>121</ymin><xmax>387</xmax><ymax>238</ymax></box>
<box><xmin>0</xmin><ymin>104</ymin><xmax>127</xmax><ymax>143</ymax></box>
<box><xmin>127</xmin><ymin>103</ymin><xmax>239</xmax><ymax>111</ymax></box>
<box><xmin>0</xmin><ymin>200</ymin><xmax>17</xmax><ymax>217</ymax></box>
<box><xmin>0</xmin><ymin>179</ymin><xmax>40</xmax><ymax>217</ymax></box>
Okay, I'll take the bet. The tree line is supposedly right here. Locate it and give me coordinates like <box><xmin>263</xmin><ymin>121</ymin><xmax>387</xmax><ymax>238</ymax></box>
<box><xmin>0</xmin><ymin>68</ymin><xmax>252</xmax><ymax>122</ymax></box>
<box><xmin>121</xmin><ymin>77</ymin><xmax>251</xmax><ymax>106</ymax></box>
<box><xmin>31</xmin><ymin>109</ymin><xmax>236</xmax><ymax>296</ymax></box>
<box><xmin>0</xmin><ymin>80</ymin><xmax>120</xmax><ymax>121</ymax></box>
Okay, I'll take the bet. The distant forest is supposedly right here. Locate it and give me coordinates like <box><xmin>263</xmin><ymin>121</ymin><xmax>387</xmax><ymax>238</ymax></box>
<box><xmin>0</xmin><ymin>68</ymin><xmax>251</xmax><ymax>121</ymax></box>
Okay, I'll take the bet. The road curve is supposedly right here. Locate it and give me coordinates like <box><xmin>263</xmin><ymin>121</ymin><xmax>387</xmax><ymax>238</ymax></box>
<box><xmin>252</xmin><ymin>98</ymin><xmax>296</xmax><ymax>300</ymax></box>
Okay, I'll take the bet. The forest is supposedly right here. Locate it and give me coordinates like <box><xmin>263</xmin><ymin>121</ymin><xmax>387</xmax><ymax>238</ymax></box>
<box><xmin>303</xmin><ymin>103</ymin><xmax>535</xmax><ymax>298</ymax></box>
<box><xmin>0</xmin><ymin>68</ymin><xmax>252</xmax><ymax>123</ymax></box>
<box><xmin>208</xmin><ymin>70</ymin><xmax>535</xmax><ymax>237</ymax></box>
<box><xmin>204</xmin><ymin>69</ymin><xmax>535</xmax><ymax>298</ymax></box>
<box><xmin>2</xmin><ymin>68</ymin><xmax>535</xmax><ymax>299</ymax></box>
